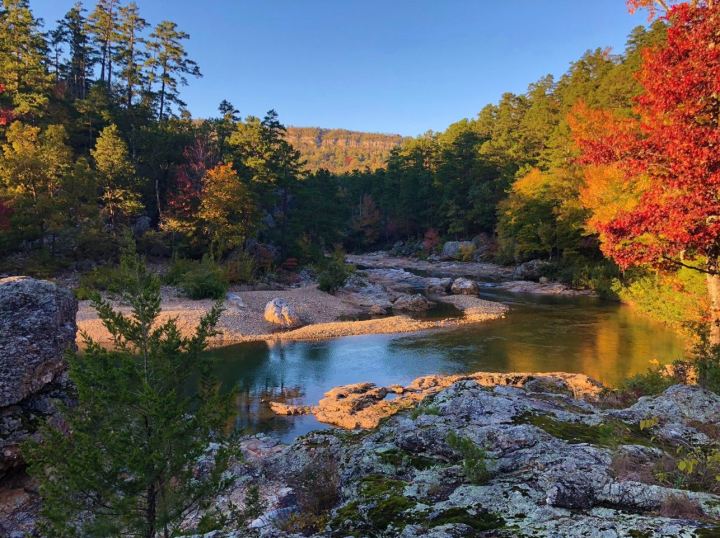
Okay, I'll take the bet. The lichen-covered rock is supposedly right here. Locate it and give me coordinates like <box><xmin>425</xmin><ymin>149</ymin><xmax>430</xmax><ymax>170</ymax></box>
<box><xmin>0</xmin><ymin>277</ymin><xmax>77</xmax><ymax>480</ymax></box>
<box><xmin>200</xmin><ymin>379</ymin><xmax>720</xmax><ymax>538</ymax></box>
<box><xmin>0</xmin><ymin>277</ymin><xmax>76</xmax><ymax>407</ymax></box>
<box><xmin>263</xmin><ymin>298</ymin><xmax>301</xmax><ymax>328</ymax></box>
<box><xmin>450</xmin><ymin>277</ymin><xmax>479</xmax><ymax>296</ymax></box>
<box><xmin>0</xmin><ymin>277</ymin><xmax>77</xmax><ymax>537</ymax></box>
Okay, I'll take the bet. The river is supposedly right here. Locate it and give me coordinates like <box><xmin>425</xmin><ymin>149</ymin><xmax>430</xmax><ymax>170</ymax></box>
<box><xmin>205</xmin><ymin>287</ymin><xmax>686</xmax><ymax>442</ymax></box>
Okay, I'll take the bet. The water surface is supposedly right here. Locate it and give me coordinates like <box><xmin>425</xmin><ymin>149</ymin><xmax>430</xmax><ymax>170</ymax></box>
<box><xmin>207</xmin><ymin>289</ymin><xmax>686</xmax><ymax>441</ymax></box>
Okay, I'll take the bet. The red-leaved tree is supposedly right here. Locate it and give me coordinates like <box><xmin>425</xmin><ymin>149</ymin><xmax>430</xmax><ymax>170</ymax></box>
<box><xmin>572</xmin><ymin>0</ymin><xmax>720</xmax><ymax>342</ymax></box>
<box><xmin>0</xmin><ymin>84</ymin><xmax>14</xmax><ymax>126</ymax></box>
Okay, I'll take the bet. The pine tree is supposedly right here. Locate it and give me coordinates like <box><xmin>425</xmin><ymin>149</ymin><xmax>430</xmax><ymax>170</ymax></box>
<box><xmin>88</xmin><ymin>0</ymin><xmax>120</xmax><ymax>90</ymax></box>
<box><xmin>115</xmin><ymin>2</ymin><xmax>148</xmax><ymax>108</ymax></box>
<box><xmin>25</xmin><ymin>259</ymin><xmax>233</xmax><ymax>538</ymax></box>
<box><xmin>145</xmin><ymin>20</ymin><xmax>201</xmax><ymax>121</ymax></box>
<box><xmin>59</xmin><ymin>2</ymin><xmax>95</xmax><ymax>100</ymax></box>
<box><xmin>0</xmin><ymin>0</ymin><xmax>52</xmax><ymax>116</ymax></box>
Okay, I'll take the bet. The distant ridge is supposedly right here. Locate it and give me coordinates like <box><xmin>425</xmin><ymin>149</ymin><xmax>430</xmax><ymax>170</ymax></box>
<box><xmin>285</xmin><ymin>127</ymin><xmax>405</xmax><ymax>174</ymax></box>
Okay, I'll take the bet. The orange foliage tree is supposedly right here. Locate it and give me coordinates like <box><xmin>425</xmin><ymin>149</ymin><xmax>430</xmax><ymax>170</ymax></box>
<box><xmin>573</xmin><ymin>1</ymin><xmax>720</xmax><ymax>341</ymax></box>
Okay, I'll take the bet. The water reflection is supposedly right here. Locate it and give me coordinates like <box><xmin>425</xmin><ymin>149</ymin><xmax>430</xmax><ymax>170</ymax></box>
<box><xmin>205</xmin><ymin>292</ymin><xmax>687</xmax><ymax>441</ymax></box>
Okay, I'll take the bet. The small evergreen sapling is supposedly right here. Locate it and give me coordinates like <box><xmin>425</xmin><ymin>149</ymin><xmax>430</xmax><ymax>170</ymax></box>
<box><xmin>25</xmin><ymin>260</ymin><xmax>233</xmax><ymax>538</ymax></box>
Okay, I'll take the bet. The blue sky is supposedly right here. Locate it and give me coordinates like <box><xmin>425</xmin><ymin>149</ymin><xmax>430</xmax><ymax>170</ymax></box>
<box><xmin>31</xmin><ymin>0</ymin><xmax>646</xmax><ymax>136</ymax></box>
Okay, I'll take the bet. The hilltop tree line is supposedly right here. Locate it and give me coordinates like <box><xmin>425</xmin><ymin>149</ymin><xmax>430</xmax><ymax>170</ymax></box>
<box><xmin>284</xmin><ymin>127</ymin><xmax>404</xmax><ymax>174</ymax></box>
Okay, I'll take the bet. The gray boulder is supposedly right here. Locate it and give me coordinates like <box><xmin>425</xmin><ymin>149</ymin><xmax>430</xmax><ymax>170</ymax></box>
<box><xmin>0</xmin><ymin>277</ymin><xmax>77</xmax><ymax>485</ymax></box>
<box><xmin>512</xmin><ymin>259</ymin><xmax>551</xmax><ymax>281</ymax></box>
<box><xmin>0</xmin><ymin>277</ymin><xmax>76</xmax><ymax>408</ymax></box>
<box><xmin>440</xmin><ymin>241</ymin><xmax>475</xmax><ymax>261</ymax></box>
<box><xmin>450</xmin><ymin>277</ymin><xmax>479</xmax><ymax>296</ymax></box>
<box><xmin>264</xmin><ymin>298</ymin><xmax>301</xmax><ymax>328</ymax></box>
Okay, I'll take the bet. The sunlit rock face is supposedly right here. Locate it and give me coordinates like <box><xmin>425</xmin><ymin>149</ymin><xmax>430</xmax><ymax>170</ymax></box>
<box><xmin>0</xmin><ymin>276</ymin><xmax>77</xmax><ymax>537</ymax></box>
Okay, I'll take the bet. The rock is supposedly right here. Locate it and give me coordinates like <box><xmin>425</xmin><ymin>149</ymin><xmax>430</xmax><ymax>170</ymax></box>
<box><xmin>512</xmin><ymin>259</ymin><xmax>551</xmax><ymax>281</ymax></box>
<box><xmin>450</xmin><ymin>277</ymin><xmax>479</xmax><ymax>296</ymax></box>
<box><xmin>425</xmin><ymin>277</ymin><xmax>453</xmax><ymax>295</ymax></box>
<box><xmin>131</xmin><ymin>215</ymin><xmax>152</xmax><ymax>237</ymax></box>
<box><xmin>0</xmin><ymin>277</ymin><xmax>77</xmax><ymax>537</ymax></box>
<box><xmin>269</xmin><ymin>402</ymin><xmax>313</xmax><ymax>416</ymax></box>
<box><xmin>201</xmin><ymin>378</ymin><xmax>720</xmax><ymax>538</ymax></box>
<box><xmin>307</xmin><ymin>371</ymin><xmax>604</xmax><ymax>430</ymax></box>
<box><xmin>225</xmin><ymin>293</ymin><xmax>245</xmax><ymax>309</ymax></box>
<box><xmin>368</xmin><ymin>303</ymin><xmax>389</xmax><ymax>316</ymax></box>
<box><xmin>264</xmin><ymin>298</ymin><xmax>301</xmax><ymax>328</ymax></box>
<box><xmin>440</xmin><ymin>241</ymin><xmax>475</xmax><ymax>261</ymax></box>
<box><xmin>0</xmin><ymin>277</ymin><xmax>76</xmax><ymax>408</ymax></box>
<box><xmin>392</xmin><ymin>293</ymin><xmax>432</xmax><ymax>312</ymax></box>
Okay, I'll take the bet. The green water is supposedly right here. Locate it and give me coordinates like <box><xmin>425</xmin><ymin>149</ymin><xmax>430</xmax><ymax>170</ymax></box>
<box><xmin>207</xmin><ymin>288</ymin><xmax>686</xmax><ymax>441</ymax></box>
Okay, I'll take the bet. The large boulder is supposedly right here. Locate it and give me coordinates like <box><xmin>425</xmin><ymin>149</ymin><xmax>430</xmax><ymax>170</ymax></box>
<box><xmin>0</xmin><ymin>277</ymin><xmax>77</xmax><ymax>484</ymax></box>
<box><xmin>264</xmin><ymin>298</ymin><xmax>301</xmax><ymax>328</ymax></box>
<box><xmin>0</xmin><ymin>277</ymin><xmax>76</xmax><ymax>409</ymax></box>
<box><xmin>450</xmin><ymin>277</ymin><xmax>479</xmax><ymax>296</ymax></box>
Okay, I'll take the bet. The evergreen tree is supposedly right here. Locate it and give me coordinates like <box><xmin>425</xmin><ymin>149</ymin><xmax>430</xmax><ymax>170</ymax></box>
<box><xmin>115</xmin><ymin>2</ymin><xmax>148</xmax><ymax>108</ymax></box>
<box><xmin>59</xmin><ymin>2</ymin><xmax>95</xmax><ymax>100</ymax></box>
<box><xmin>145</xmin><ymin>20</ymin><xmax>200</xmax><ymax>121</ymax></box>
<box><xmin>88</xmin><ymin>0</ymin><xmax>120</xmax><ymax>90</ymax></box>
<box><xmin>0</xmin><ymin>0</ymin><xmax>52</xmax><ymax>116</ymax></box>
<box><xmin>25</xmin><ymin>260</ymin><xmax>233</xmax><ymax>538</ymax></box>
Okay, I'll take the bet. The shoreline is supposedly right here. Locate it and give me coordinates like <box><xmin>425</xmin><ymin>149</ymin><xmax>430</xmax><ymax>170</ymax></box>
<box><xmin>76</xmin><ymin>284</ymin><xmax>508</xmax><ymax>349</ymax></box>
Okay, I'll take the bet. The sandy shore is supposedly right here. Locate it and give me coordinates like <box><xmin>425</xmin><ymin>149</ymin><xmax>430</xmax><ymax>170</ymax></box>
<box><xmin>76</xmin><ymin>284</ymin><xmax>508</xmax><ymax>348</ymax></box>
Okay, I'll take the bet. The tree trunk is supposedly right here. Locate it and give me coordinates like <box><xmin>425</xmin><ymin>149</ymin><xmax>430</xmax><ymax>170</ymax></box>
<box><xmin>707</xmin><ymin>271</ymin><xmax>720</xmax><ymax>346</ymax></box>
<box><xmin>145</xmin><ymin>482</ymin><xmax>156</xmax><ymax>538</ymax></box>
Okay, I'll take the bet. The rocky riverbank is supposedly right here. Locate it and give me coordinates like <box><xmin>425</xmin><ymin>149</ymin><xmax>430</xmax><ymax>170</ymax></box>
<box><xmin>75</xmin><ymin>251</ymin><xmax>597</xmax><ymax>348</ymax></box>
<box><xmin>76</xmin><ymin>283</ymin><xmax>508</xmax><ymax>349</ymax></box>
<box><xmin>185</xmin><ymin>375</ymin><xmax>720</xmax><ymax>537</ymax></box>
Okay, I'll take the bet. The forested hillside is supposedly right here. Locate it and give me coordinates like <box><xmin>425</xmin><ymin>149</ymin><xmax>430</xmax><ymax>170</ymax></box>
<box><xmin>0</xmin><ymin>0</ymin><xmax>709</xmax><ymax>331</ymax></box>
<box><xmin>284</xmin><ymin>127</ymin><xmax>403</xmax><ymax>173</ymax></box>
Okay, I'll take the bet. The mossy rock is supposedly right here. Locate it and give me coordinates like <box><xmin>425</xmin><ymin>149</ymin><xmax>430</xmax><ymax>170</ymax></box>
<box><xmin>429</xmin><ymin>506</ymin><xmax>505</xmax><ymax>532</ymax></box>
<box><xmin>516</xmin><ymin>413</ymin><xmax>653</xmax><ymax>448</ymax></box>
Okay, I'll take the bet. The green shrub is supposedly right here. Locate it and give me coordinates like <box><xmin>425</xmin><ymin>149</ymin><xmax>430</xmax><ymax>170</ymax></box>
<box><xmin>178</xmin><ymin>256</ymin><xmax>228</xmax><ymax>300</ymax></box>
<box><xmin>541</xmin><ymin>257</ymin><xmax>620</xmax><ymax>298</ymax></box>
<box><xmin>317</xmin><ymin>249</ymin><xmax>354</xmax><ymax>294</ymax></box>
<box><xmin>446</xmin><ymin>432</ymin><xmax>489</xmax><ymax>484</ymax></box>
<box><xmin>136</xmin><ymin>230</ymin><xmax>170</xmax><ymax>258</ymax></box>
<box><xmin>75</xmin><ymin>238</ymin><xmax>144</xmax><ymax>299</ymax></box>
<box><xmin>617</xmin><ymin>363</ymin><xmax>676</xmax><ymax>398</ymax></box>
<box><xmin>223</xmin><ymin>250</ymin><xmax>256</xmax><ymax>284</ymax></box>
<box><xmin>615</xmin><ymin>267</ymin><xmax>707</xmax><ymax>333</ymax></box>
